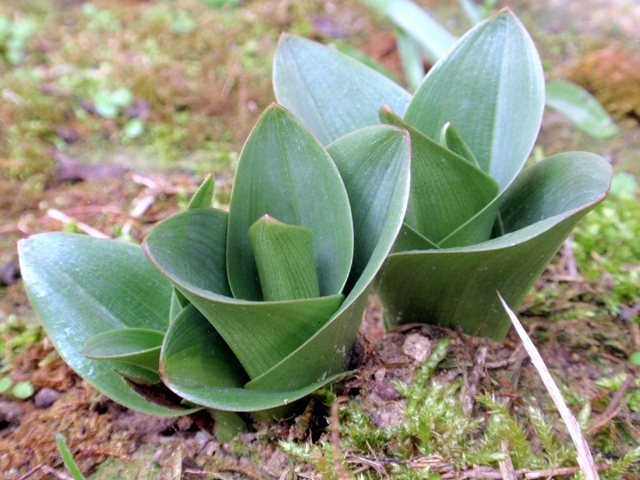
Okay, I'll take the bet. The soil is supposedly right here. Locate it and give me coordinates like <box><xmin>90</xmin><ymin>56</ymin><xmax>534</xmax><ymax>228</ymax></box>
<box><xmin>1</xmin><ymin>0</ymin><xmax>639</xmax><ymax>478</ymax></box>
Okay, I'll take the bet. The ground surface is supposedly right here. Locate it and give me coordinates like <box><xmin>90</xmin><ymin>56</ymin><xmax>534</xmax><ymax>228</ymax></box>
<box><xmin>0</xmin><ymin>0</ymin><xmax>639</xmax><ymax>478</ymax></box>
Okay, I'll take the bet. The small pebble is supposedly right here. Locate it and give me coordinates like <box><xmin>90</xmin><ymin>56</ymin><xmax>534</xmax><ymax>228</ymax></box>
<box><xmin>34</xmin><ymin>387</ymin><xmax>61</xmax><ymax>409</ymax></box>
<box><xmin>374</xmin><ymin>368</ymin><xmax>386</xmax><ymax>383</ymax></box>
<box><xmin>0</xmin><ymin>401</ymin><xmax>24</xmax><ymax>424</ymax></box>
<box><xmin>402</xmin><ymin>333</ymin><xmax>432</xmax><ymax>363</ymax></box>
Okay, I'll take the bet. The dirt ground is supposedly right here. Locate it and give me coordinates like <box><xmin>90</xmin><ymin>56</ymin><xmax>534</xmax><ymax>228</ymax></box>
<box><xmin>1</xmin><ymin>0</ymin><xmax>640</xmax><ymax>478</ymax></box>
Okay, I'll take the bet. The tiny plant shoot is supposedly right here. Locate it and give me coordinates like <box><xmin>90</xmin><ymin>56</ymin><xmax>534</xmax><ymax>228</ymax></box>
<box><xmin>273</xmin><ymin>9</ymin><xmax>611</xmax><ymax>340</ymax></box>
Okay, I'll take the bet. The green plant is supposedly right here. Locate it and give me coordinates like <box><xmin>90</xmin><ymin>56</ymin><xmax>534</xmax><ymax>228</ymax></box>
<box><xmin>0</xmin><ymin>377</ymin><xmax>34</xmax><ymax>399</ymax></box>
<box><xmin>56</xmin><ymin>434</ymin><xmax>88</xmax><ymax>480</ymax></box>
<box><xmin>18</xmin><ymin>104</ymin><xmax>410</xmax><ymax>425</ymax></box>
<box><xmin>360</xmin><ymin>0</ymin><xmax>618</xmax><ymax>139</ymax></box>
<box><xmin>0</xmin><ymin>15</ymin><xmax>35</xmax><ymax>65</ymax></box>
<box><xmin>572</xmin><ymin>172</ymin><xmax>640</xmax><ymax>312</ymax></box>
<box><xmin>273</xmin><ymin>9</ymin><xmax>612</xmax><ymax>340</ymax></box>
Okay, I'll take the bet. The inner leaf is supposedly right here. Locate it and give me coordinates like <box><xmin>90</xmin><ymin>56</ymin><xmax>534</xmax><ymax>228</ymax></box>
<box><xmin>249</xmin><ymin>215</ymin><xmax>320</xmax><ymax>302</ymax></box>
<box><xmin>380</xmin><ymin>107</ymin><xmax>499</xmax><ymax>245</ymax></box>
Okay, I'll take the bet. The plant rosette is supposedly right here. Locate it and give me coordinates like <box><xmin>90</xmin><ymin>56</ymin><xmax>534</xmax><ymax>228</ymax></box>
<box><xmin>18</xmin><ymin>104</ymin><xmax>411</xmax><ymax>425</ymax></box>
<box><xmin>273</xmin><ymin>8</ymin><xmax>612</xmax><ymax>340</ymax></box>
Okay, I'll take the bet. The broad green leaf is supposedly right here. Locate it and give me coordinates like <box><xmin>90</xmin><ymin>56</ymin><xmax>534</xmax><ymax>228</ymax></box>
<box><xmin>545</xmin><ymin>80</ymin><xmax>618</xmax><ymax>139</ymax></box>
<box><xmin>499</xmin><ymin>152</ymin><xmax>612</xmax><ymax>232</ymax></box>
<box><xmin>405</xmin><ymin>9</ymin><xmax>545</xmax><ymax>190</ymax></box>
<box><xmin>143</xmin><ymin>208</ymin><xmax>231</xmax><ymax>297</ymax></box>
<box><xmin>227</xmin><ymin>104</ymin><xmax>353</xmax><ymax>301</ymax></box>
<box><xmin>440</xmin><ymin>122</ymin><xmax>479</xmax><ymax>167</ymax></box>
<box><xmin>327</xmin><ymin>125</ymin><xmax>412</xmax><ymax>292</ymax></box>
<box><xmin>273</xmin><ymin>35</ymin><xmax>411</xmax><ymax>145</ymax></box>
<box><xmin>396</xmin><ymin>27</ymin><xmax>425</xmax><ymax>92</ymax></box>
<box><xmin>83</xmin><ymin>328</ymin><xmax>164</xmax><ymax>372</ymax></box>
<box><xmin>381</xmin><ymin>108</ymin><xmax>499</xmax><ymax>245</ymax></box>
<box><xmin>188</xmin><ymin>174</ymin><xmax>215</xmax><ymax>209</ymax></box>
<box><xmin>246</xmin><ymin>125</ymin><xmax>412</xmax><ymax>393</ymax></box>
<box><xmin>160</xmin><ymin>305</ymin><xmax>248</xmax><ymax>390</ymax></box>
<box><xmin>18</xmin><ymin>233</ymin><xmax>194</xmax><ymax>416</ymax></box>
<box><xmin>144</xmin><ymin>207</ymin><xmax>345</xmax><ymax>379</ymax></box>
<box><xmin>361</xmin><ymin>0</ymin><xmax>456</xmax><ymax>62</ymax></box>
<box><xmin>249</xmin><ymin>215</ymin><xmax>320</xmax><ymax>301</ymax></box>
<box><xmin>160</xmin><ymin>304</ymin><xmax>345</xmax><ymax>411</ymax></box>
<box><xmin>376</xmin><ymin>152</ymin><xmax>611</xmax><ymax>340</ymax></box>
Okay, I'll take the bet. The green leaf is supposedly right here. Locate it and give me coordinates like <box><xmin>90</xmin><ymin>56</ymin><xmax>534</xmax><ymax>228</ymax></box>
<box><xmin>246</xmin><ymin>125</ymin><xmax>412</xmax><ymax>393</ymax></box>
<box><xmin>83</xmin><ymin>328</ymin><xmax>164</xmax><ymax>372</ymax></box>
<box><xmin>361</xmin><ymin>0</ymin><xmax>457</xmax><ymax>62</ymax></box>
<box><xmin>11</xmin><ymin>381</ymin><xmax>34</xmax><ymax>399</ymax></box>
<box><xmin>160</xmin><ymin>305</ymin><xmax>248</xmax><ymax>389</ymax></box>
<box><xmin>18</xmin><ymin>233</ymin><xmax>195</xmax><ymax>416</ymax></box>
<box><xmin>396</xmin><ymin>28</ymin><xmax>425</xmax><ymax>92</ymax></box>
<box><xmin>376</xmin><ymin>152</ymin><xmax>611</xmax><ymax>340</ymax></box>
<box><xmin>144</xmin><ymin>208</ymin><xmax>232</xmax><ymax>297</ymax></box>
<box><xmin>56</xmin><ymin>434</ymin><xmax>88</xmax><ymax>480</ymax></box>
<box><xmin>144</xmin><ymin>207</ymin><xmax>344</xmax><ymax>379</ymax></box>
<box><xmin>0</xmin><ymin>377</ymin><xmax>11</xmax><ymax>393</ymax></box>
<box><xmin>273</xmin><ymin>35</ymin><xmax>411</xmax><ymax>145</ymax></box>
<box><xmin>249</xmin><ymin>215</ymin><xmax>320</xmax><ymax>301</ymax></box>
<box><xmin>327</xmin><ymin>124</ymin><xmax>412</xmax><ymax>290</ymax></box>
<box><xmin>123</xmin><ymin>118</ymin><xmax>144</xmax><ymax>139</ymax></box>
<box><xmin>227</xmin><ymin>104</ymin><xmax>353</xmax><ymax>301</ymax></box>
<box><xmin>188</xmin><ymin>174</ymin><xmax>215</xmax><ymax>209</ymax></box>
<box><xmin>545</xmin><ymin>80</ymin><xmax>618</xmax><ymax>139</ymax></box>
<box><xmin>160</xmin><ymin>304</ymin><xmax>345</xmax><ymax>411</ymax></box>
<box><xmin>381</xmin><ymin>108</ymin><xmax>499</xmax><ymax>245</ymax></box>
<box><xmin>440</xmin><ymin>122</ymin><xmax>479</xmax><ymax>167</ymax></box>
<box><xmin>405</xmin><ymin>9</ymin><xmax>545</xmax><ymax>190</ymax></box>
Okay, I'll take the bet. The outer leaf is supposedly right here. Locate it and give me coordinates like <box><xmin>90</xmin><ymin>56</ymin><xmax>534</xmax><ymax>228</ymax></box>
<box><xmin>144</xmin><ymin>207</ymin><xmax>344</xmax><ymax>380</ymax></box>
<box><xmin>361</xmin><ymin>0</ymin><xmax>457</xmax><ymax>62</ymax></box>
<box><xmin>381</xmin><ymin>108</ymin><xmax>499</xmax><ymax>245</ymax></box>
<box><xmin>273</xmin><ymin>35</ymin><xmax>411</xmax><ymax>145</ymax></box>
<box><xmin>327</xmin><ymin>125</ymin><xmax>412</xmax><ymax>291</ymax></box>
<box><xmin>18</xmin><ymin>233</ymin><xmax>194</xmax><ymax>416</ymax></box>
<box><xmin>160</xmin><ymin>305</ymin><xmax>248</xmax><ymax>390</ymax></box>
<box><xmin>376</xmin><ymin>152</ymin><xmax>611</xmax><ymax>340</ymax></box>
<box><xmin>83</xmin><ymin>328</ymin><xmax>164</xmax><ymax>372</ymax></box>
<box><xmin>245</xmin><ymin>125</ymin><xmax>411</xmax><ymax>393</ymax></box>
<box><xmin>227</xmin><ymin>104</ymin><xmax>353</xmax><ymax>301</ymax></box>
<box><xmin>160</xmin><ymin>304</ymin><xmax>345</xmax><ymax>411</ymax></box>
<box><xmin>405</xmin><ymin>9</ymin><xmax>545</xmax><ymax>190</ymax></box>
<box><xmin>545</xmin><ymin>80</ymin><xmax>618</xmax><ymax>139</ymax></box>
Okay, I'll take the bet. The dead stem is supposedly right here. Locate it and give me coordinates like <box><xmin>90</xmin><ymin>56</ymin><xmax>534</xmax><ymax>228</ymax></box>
<box><xmin>498</xmin><ymin>441</ymin><xmax>517</xmax><ymax>480</ymax></box>
<box><xmin>463</xmin><ymin>346</ymin><xmax>487</xmax><ymax>414</ymax></box>
<box><xmin>588</xmin><ymin>370</ymin><xmax>636</xmax><ymax>435</ymax></box>
<box><xmin>331</xmin><ymin>395</ymin><xmax>351</xmax><ymax>480</ymax></box>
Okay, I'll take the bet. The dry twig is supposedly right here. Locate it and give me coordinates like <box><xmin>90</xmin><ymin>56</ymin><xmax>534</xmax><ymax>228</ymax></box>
<box><xmin>463</xmin><ymin>346</ymin><xmax>487</xmax><ymax>414</ymax></box>
<box><xmin>331</xmin><ymin>395</ymin><xmax>351</xmax><ymax>480</ymax></box>
<box><xmin>588</xmin><ymin>370</ymin><xmax>636</xmax><ymax>435</ymax></box>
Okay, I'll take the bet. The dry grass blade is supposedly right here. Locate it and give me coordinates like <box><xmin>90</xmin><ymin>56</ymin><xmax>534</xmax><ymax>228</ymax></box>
<box><xmin>498</xmin><ymin>293</ymin><xmax>599</xmax><ymax>480</ymax></box>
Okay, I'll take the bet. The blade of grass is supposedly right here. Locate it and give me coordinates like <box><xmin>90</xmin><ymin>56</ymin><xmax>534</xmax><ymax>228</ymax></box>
<box><xmin>498</xmin><ymin>293</ymin><xmax>599</xmax><ymax>480</ymax></box>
